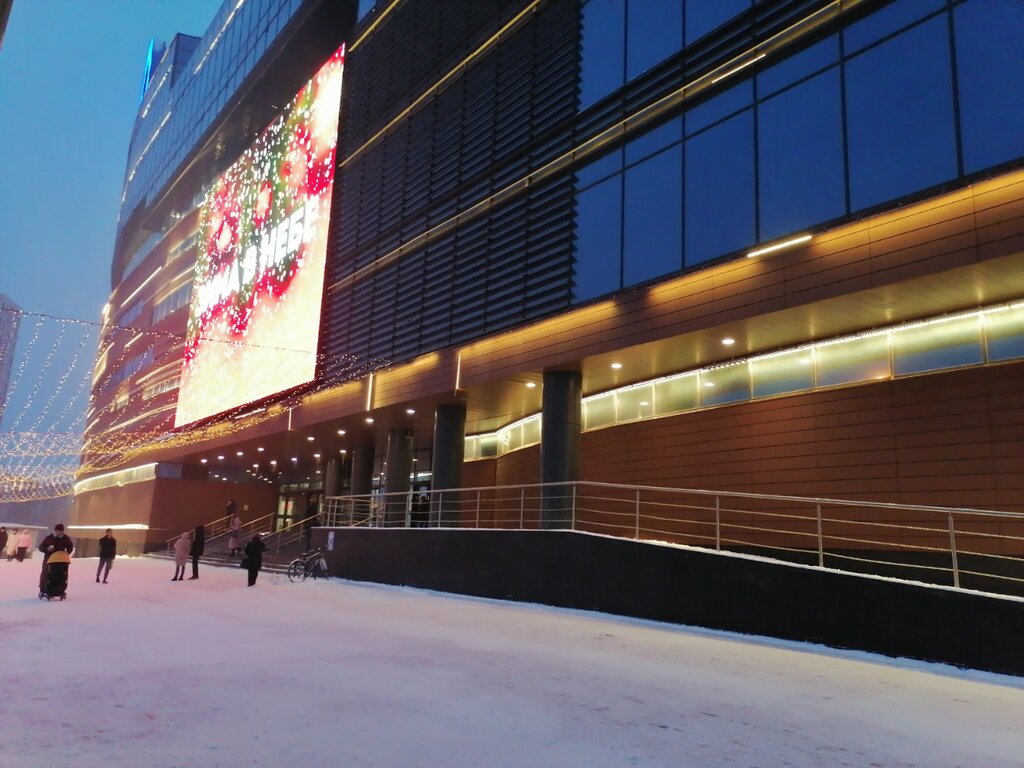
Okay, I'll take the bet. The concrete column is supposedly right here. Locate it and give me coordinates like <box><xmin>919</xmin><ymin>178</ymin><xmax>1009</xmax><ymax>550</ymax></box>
<box><xmin>349</xmin><ymin>446</ymin><xmax>374</xmax><ymax>496</ymax></box>
<box><xmin>323</xmin><ymin>458</ymin><xmax>340</xmax><ymax>498</ymax></box>
<box><xmin>431</xmin><ymin>403</ymin><xmax>466</xmax><ymax>526</ymax></box>
<box><xmin>540</xmin><ymin>370</ymin><xmax>582</xmax><ymax>529</ymax></box>
<box><xmin>384</xmin><ymin>429</ymin><xmax>413</xmax><ymax>524</ymax></box>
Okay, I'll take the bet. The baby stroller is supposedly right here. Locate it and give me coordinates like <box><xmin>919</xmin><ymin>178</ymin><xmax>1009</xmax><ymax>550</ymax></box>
<box><xmin>39</xmin><ymin>551</ymin><xmax>71</xmax><ymax>601</ymax></box>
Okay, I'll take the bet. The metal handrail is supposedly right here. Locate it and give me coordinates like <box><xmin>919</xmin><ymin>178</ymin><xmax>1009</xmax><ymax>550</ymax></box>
<box><xmin>321</xmin><ymin>482</ymin><xmax>1024</xmax><ymax>598</ymax></box>
<box><xmin>162</xmin><ymin>511</ymin><xmax>276</xmax><ymax>553</ymax></box>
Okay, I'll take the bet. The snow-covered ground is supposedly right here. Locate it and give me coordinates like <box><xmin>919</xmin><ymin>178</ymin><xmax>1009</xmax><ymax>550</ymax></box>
<box><xmin>2</xmin><ymin>556</ymin><xmax>1022</xmax><ymax>768</ymax></box>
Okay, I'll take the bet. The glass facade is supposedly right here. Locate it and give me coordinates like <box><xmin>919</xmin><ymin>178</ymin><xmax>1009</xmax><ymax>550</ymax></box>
<box><xmin>468</xmin><ymin>302</ymin><xmax>1024</xmax><ymax>460</ymax></box>
<box><xmin>572</xmin><ymin>0</ymin><xmax>1024</xmax><ymax>304</ymax></box>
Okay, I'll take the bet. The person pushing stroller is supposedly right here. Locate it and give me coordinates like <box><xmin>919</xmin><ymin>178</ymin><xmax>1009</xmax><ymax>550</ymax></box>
<box><xmin>38</xmin><ymin>524</ymin><xmax>74</xmax><ymax>598</ymax></box>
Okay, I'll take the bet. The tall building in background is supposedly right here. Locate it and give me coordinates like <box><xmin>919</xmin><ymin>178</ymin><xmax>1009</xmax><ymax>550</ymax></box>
<box><xmin>0</xmin><ymin>293</ymin><xmax>21</xmax><ymax>428</ymax></box>
<box><xmin>76</xmin><ymin>0</ymin><xmax>1024</xmax><ymax>555</ymax></box>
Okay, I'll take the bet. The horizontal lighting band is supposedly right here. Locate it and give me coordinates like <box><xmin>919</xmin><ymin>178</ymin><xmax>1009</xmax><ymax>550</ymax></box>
<box><xmin>73</xmin><ymin>462</ymin><xmax>158</xmax><ymax>496</ymax></box>
<box><xmin>118</xmin><ymin>267</ymin><xmax>163</xmax><ymax>311</ymax></box>
<box><xmin>330</xmin><ymin>0</ymin><xmax>867</xmax><ymax>295</ymax></box>
<box><xmin>66</xmin><ymin>524</ymin><xmax>150</xmax><ymax>530</ymax></box>
<box><xmin>747</xmin><ymin>234</ymin><xmax>813</xmax><ymax>258</ymax></box>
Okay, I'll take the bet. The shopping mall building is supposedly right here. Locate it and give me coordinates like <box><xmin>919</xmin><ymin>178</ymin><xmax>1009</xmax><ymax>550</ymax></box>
<box><xmin>73</xmin><ymin>0</ymin><xmax>1024</xmax><ymax>556</ymax></box>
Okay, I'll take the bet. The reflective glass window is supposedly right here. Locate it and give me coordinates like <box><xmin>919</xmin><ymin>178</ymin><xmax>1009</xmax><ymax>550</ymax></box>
<box><xmin>654</xmin><ymin>373</ymin><xmax>699</xmax><ymax>415</ymax></box>
<box><xmin>625</xmin><ymin>116</ymin><xmax>683</xmax><ymax>166</ymax></box>
<box><xmin>573</xmin><ymin>176</ymin><xmax>622</xmax><ymax>303</ymax></box>
<box><xmin>627</xmin><ymin>0</ymin><xmax>683</xmax><ymax>80</ymax></box>
<box><xmin>757</xmin><ymin>35</ymin><xmax>839</xmax><ymax>98</ymax></box>
<box><xmin>686</xmin><ymin>81</ymin><xmax>752</xmax><ymax>136</ymax></box>
<box><xmin>750</xmin><ymin>349</ymin><xmax>814</xmax><ymax>398</ymax></box>
<box><xmin>616</xmin><ymin>383</ymin><xmax>656</xmax><ymax>422</ymax></box>
<box><xmin>623</xmin><ymin>144</ymin><xmax>682</xmax><ymax>286</ymax></box>
<box><xmin>699</xmin><ymin>364</ymin><xmax>750</xmax><ymax>406</ymax></box>
<box><xmin>844</xmin><ymin>0</ymin><xmax>944</xmax><ymax>54</ymax></box>
<box><xmin>584</xmin><ymin>392</ymin><xmax>616</xmax><ymax>429</ymax></box>
<box><xmin>686</xmin><ymin>0</ymin><xmax>751</xmax><ymax>45</ymax></box>
<box><xmin>522</xmin><ymin>415</ymin><xmax>541</xmax><ymax>446</ymax></box>
<box><xmin>846</xmin><ymin>17</ymin><xmax>957</xmax><ymax>211</ymax></box>
<box><xmin>892</xmin><ymin>316</ymin><xmax>982</xmax><ymax>375</ymax></box>
<box><xmin>580</xmin><ymin>0</ymin><xmax>626</xmax><ymax>110</ymax></box>
<box><xmin>479</xmin><ymin>434</ymin><xmax>498</xmax><ymax>458</ymax></box>
<box><xmin>815</xmin><ymin>334</ymin><xmax>890</xmax><ymax>387</ymax></box>
<box><xmin>954</xmin><ymin>0</ymin><xmax>1024</xmax><ymax>174</ymax></box>
<box><xmin>576</xmin><ymin>148</ymin><xmax>622</xmax><ymax>190</ymax></box>
<box><xmin>758</xmin><ymin>68</ymin><xmax>846</xmax><ymax>240</ymax></box>
<box><xmin>985</xmin><ymin>306</ymin><xmax>1024</xmax><ymax>362</ymax></box>
<box><xmin>685</xmin><ymin>110</ymin><xmax>755</xmax><ymax>265</ymax></box>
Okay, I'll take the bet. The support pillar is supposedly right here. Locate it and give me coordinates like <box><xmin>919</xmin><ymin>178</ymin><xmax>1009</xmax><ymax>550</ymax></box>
<box><xmin>323</xmin><ymin>458</ymin><xmax>340</xmax><ymax>498</ymax></box>
<box><xmin>540</xmin><ymin>370</ymin><xmax>582</xmax><ymax>529</ymax></box>
<box><xmin>384</xmin><ymin>428</ymin><xmax>413</xmax><ymax>523</ymax></box>
<box><xmin>431</xmin><ymin>403</ymin><xmax>466</xmax><ymax>526</ymax></box>
<box><xmin>349</xmin><ymin>446</ymin><xmax>374</xmax><ymax>496</ymax></box>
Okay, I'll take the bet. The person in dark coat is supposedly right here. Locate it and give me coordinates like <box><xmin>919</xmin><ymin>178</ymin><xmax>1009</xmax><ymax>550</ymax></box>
<box><xmin>243</xmin><ymin>533</ymin><xmax>267</xmax><ymax>587</ymax></box>
<box><xmin>188</xmin><ymin>524</ymin><xmax>205</xmax><ymax>580</ymax></box>
<box><xmin>0</xmin><ymin>527</ymin><xmax>7</xmax><ymax>557</ymax></box>
<box><xmin>225</xmin><ymin>498</ymin><xmax>237</xmax><ymax>529</ymax></box>
<box><xmin>38</xmin><ymin>524</ymin><xmax>74</xmax><ymax>593</ymax></box>
<box><xmin>96</xmin><ymin>528</ymin><xmax>116</xmax><ymax>583</ymax></box>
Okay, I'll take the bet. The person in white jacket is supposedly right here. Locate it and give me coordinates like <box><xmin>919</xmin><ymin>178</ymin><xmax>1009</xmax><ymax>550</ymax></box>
<box><xmin>16</xmin><ymin>529</ymin><xmax>31</xmax><ymax>562</ymax></box>
<box><xmin>172</xmin><ymin>531</ymin><xmax>192</xmax><ymax>581</ymax></box>
<box><xmin>5</xmin><ymin>529</ymin><xmax>19</xmax><ymax>561</ymax></box>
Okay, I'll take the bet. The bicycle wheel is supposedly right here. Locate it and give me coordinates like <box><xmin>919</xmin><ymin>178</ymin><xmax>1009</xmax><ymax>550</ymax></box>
<box><xmin>287</xmin><ymin>559</ymin><xmax>308</xmax><ymax>582</ymax></box>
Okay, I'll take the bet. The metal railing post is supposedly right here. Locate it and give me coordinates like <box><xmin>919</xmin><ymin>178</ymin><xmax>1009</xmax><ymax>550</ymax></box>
<box><xmin>634</xmin><ymin>488</ymin><xmax>641</xmax><ymax>539</ymax></box>
<box><xmin>520</xmin><ymin>488</ymin><xmax>525</xmax><ymax>529</ymax></box>
<box><xmin>571</xmin><ymin>484</ymin><xmax>577</xmax><ymax>530</ymax></box>
<box><xmin>715</xmin><ymin>496</ymin><xmax>721</xmax><ymax>551</ymax></box>
<box><xmin>476</xmin><ymin>489</ymin><xmax>481</xmax><ymax>529</ymax></box>
<box><xmin>816</xmin><ymin>501</ymin><xmax>824</xmax><ymax>567</ymax></box>
<box><xmin>948</xmin><ymin>513</ymin><xmax>960</xmax><ymax>589</ymax></box>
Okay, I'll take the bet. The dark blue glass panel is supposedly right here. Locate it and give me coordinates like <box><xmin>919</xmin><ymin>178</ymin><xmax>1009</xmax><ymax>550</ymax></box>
<box><xmin>844</xmin><ymin>0</ymin><xmax>944</xmax><ymax>54</ymax></box>
<box><xmin>685</xmin><ymin>110</ymin><xmax>755</xmax><ymax>265</ymax></box>
<box><xmin>627</xmin><ymin>0</ymin><xmax>683</xmax><ymax>80</ymax></box>
<box><xmin>846</xmin><ymin>16</ymin><xmax>957</xmax><ymax>212</ymax></box>
<box><xmin>625</xmin><ymin>116</ymin><xmax>683</xmax><ymax>166</ymax></box>
<box><xmin>686</xmin><ymin>0</ymin><xmax>751</xmax><ymax>45</ymax></box>
<box><xmin>954</xmin><ymin>0</ymin><xmax>1024</xmax><ymax>173</ymax></box>
<box><xmin>358</xmin><ymin>0</ymin><xmax>376</xmax><ymax>20</ymax></box>
<box><xmin>758</xmin><ymin>69</ymin><xmax>845</xmax><ymax>241</ymax></box>
<box><xmin>573</xmin><ymin>175</ymin><xmax>623</xmax><ymax>303</ymax></box>
<box><xmin>623</xmin><ymin>145</ymin><xmax>683</xmax><ymax>286</ymax></box>
<box><xmin>757</xmin><ymin>35</ymin><xmax>839</xmax><ymax>98</ymax></box>
<box><xmin>580</xmin><ymin>0</ymin><xmax>626</xmax><ymax>110</ymax></box>
<box><xmin>576</xmin><ymin>148</ymin><xmax>623</xmax><ymax>190</ymax></box>
<box><xmin>686</xmin><ymin>80</ymin><xmax>753</xmax><ymax>136</ymax></box>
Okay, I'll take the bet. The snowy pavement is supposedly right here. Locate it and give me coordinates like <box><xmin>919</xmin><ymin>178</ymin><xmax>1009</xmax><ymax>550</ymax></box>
<box><xmin>2</xmin><ymin>556</ymin><xmax>1022</xmax><ymax>768</ymax></box>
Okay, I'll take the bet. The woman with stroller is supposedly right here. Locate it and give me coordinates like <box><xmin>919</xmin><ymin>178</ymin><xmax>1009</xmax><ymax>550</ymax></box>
<box><xmin>171</xmin><ymin>530</ymin><xmax>192</xmax><ymax>581</ymax></box>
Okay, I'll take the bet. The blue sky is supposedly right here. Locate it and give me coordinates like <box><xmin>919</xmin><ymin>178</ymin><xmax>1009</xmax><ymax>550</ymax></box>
<box><xmin>0</xmin><ymin>1</ymin><xmax>219</xmax><ymax>323</ymax></box>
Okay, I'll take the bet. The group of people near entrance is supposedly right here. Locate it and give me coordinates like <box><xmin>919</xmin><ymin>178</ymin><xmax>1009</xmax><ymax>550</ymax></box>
<box><xmin>170</xmin><ymin>499</ymin><xmax>267</xmax><ymax>586</ymax></box>
<box><xmin>0</xmin><ymin>527</ymin><xmax>34</xmax><ymax>562</ymax></box>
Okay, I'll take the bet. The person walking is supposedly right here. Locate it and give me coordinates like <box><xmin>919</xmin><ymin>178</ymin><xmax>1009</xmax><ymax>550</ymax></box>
<box><xmin>171</xmin><ymin>531</ymin><xmax>191</xmax><ymax>581</ymax></box>
<box><xmin>242</xmin><ymin>532</ymin><xmax>267</xmax><ymax>587</ymax></box>
<box><xmin>0</xmin><ymin>527</ymin><xmax>7</xmax><ymax>560</ymax></box>
<box><xmin>224</xmin><ymin>498</ymin><xmax>237</xmax><ymax>529</ymax></box>
<box><xmin>96</xmin><ymin>528</ymin><xmax>116</xmax><ymax>584</ymax></box>
<box><xmin>38</xmin><ymin>524</ymin><xmax>74</xmax><ymax>594</ymax></box>
<box><xmin>188</xmin><ymin>524</ymin><xmax>205</xmax><ymax>580</ymax></box>
<box><xmin>5</xmin><ymin>529</ymin><xmax>17</xmax><ymax>561</ymax></box>
<box><xmin>16</xmin><ymin>529</ymin><xmax>31</xmax><ymax>562</ymax></box>
<box><xmin>227</xmin><ymin>515</ymin><xmax>242</xmax><ymax>556</ymax></box>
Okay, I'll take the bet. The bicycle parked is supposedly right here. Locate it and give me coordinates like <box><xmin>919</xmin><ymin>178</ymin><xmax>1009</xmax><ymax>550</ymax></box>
<box><xmin>287</xmin><ymin>546</ymin><xmax>330</xmax><ymax>582</ymax></box>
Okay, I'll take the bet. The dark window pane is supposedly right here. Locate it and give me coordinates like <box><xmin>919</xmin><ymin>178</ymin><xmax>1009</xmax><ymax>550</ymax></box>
<box><xmin>580</xmin><ymin>0</ymin><xmax>625</xmax><ymax>110</ymax></box>
<box><xmin>624</xmin><ymin>144</ymin><xmax>683</xmax><ymax>286</ymax></box>
<box><xmin>758</xmin><ymin>68</ymin><xmax>845</xmax><ymax>240</ymax></box>
<box><xmin>627</xmin><ymin>0</ymin><xmax>683</xmax><ymax>79</ymax></box>
<box><xmin>625</xmin><ymin>116</ymin><xmax>683</xmax><ymax>166</ymax></box>
<box><xmin>686</xmin><ymin>0</ymin><xmax>750</xmax><ymax>45</ymax></box>
<box><xmin>757</xmin><ymin>35</ymin><xmax>839</xmax><ymax>98</ymax></box>
<box><xmin>844</xmin><ymin>0</ymin><xmax>944</xmax><ymax>55</ymax></box>
<box><xmin>686</xmin><ymin>80</ymin><xmax>752</xmax><ymax>136</ymax></box>
<box><xmin>576</xmin><ymin>148</ymin><xmax>623</xmax><ymax>190</ymax></box>
<box><xmin>846</xmin><ymin>17</ymin><xmax>957</xmax><ymax>212</ymax></box>
<box><xmin>954</xmin><ymin>0</ymin><xmax>1024</xmax><ymax>173</ymax></box>
<box><xmin>685</xmin><ymin>110</ymin><xmax>755</xmax><ymax>265</ymax></box>
<box><xmin>573</xmin><ymin>175</ymin><xmax>623</xmax><ymax>303</ymax></box>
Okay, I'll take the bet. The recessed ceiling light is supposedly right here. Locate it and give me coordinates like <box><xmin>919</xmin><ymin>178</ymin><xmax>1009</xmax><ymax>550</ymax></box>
<box><xmin>252</xmin><ymin>463</ymin><xmax>258</xmax><ymax>468</ymax></box>
<box><xmin>525</xmin><ymin>382</ymin><xmax>536</xmax><ymax>389</ymax></box>
<box><xmin>217</xmin><ymin>455</ymin><xmax>225</xmax><ymax>460</ymax></box>
<box><xmin>639</xmin><ymin>401</ymin><xmax>649</xmax><ymax>406</ymax></box>
<box><xmin>337</xmin><ymin>429</ymin><xmax>346</xmax><ymax>436</ymax></box>
<box><xmin>704</xmin><ymin>381</ymin><xmax>716</xmax><ymax>388</ymax></box>
<box><xmin>291</xmin><ymin>457</ymin><xmax>298</xmax><ymax>462</ymax></box>
<box><xmin>798</xmin><ymin>357</ymin><xmax>811</xmax><ymax>365</ymax></box>
<box><xmin>339</xmin><ymin>449</ymin><xmax>347</xmax><ymax>454</ymax></box>
<box><xmin>611</xmin><ymin>362</ymin><xmax>623</xmax><ymax>370</ymax></box>
<box><xmin>306</xmin><ymin>436</ymin><xmax>315</xmax><ymax>442</ymax></box>
<box><xmin>313</xmin><ymin>453</ymin><xmax>321</xmax><ymax>459</ymax></box>
<box><xmin>257</xmin><ymin>447</ymin><xmax>264</xmax><ymax>452</ymax></box>
<box><xmin>269</xmin><ymin>460</ymin><xmax>277</xmax><ymax>465</ymax></box>
<box><xmin>406</xmin><ymin>408</ymin><xmax>415</xmax><ymax>415</ymax></box>
<box><xmin>365</xmin><ymin>417</ymin><xmax>374</xmax><ymax>424</ymax></box>
<box><xmin>236</xmin><ymin>451</ymin><xmax>243</xmax><ymax>456</ymax></box>
<box><xmin>722</xmin><ymin>337</ymin><xmax>735</xmax><ymax>346</ymax></box>
<box><xmin>200</xmin><ymin>458</ymin><xmax>208</xmax><ymax>464</ymax></box>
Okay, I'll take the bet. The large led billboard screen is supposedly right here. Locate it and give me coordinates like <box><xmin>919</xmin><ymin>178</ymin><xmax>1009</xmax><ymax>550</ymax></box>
<box><xmin>174</xmin><ymin>46</ymin><xmax>344</xmax><ymax>427</ymax></box>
